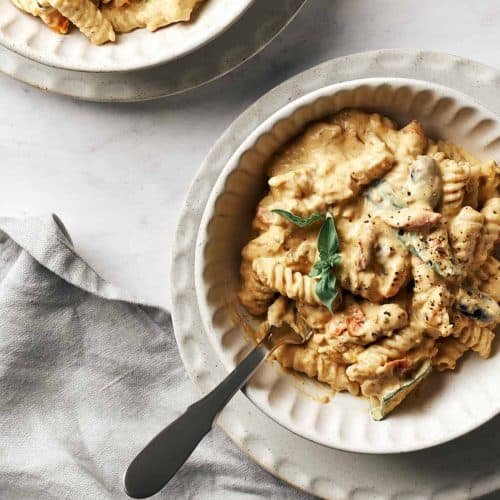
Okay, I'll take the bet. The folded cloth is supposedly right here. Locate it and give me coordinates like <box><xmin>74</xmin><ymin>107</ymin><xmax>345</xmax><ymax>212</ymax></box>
<box><xmin>0</xmin><ymin>215</ymin><xmax>309</xmax><ymax>500</ymax></box>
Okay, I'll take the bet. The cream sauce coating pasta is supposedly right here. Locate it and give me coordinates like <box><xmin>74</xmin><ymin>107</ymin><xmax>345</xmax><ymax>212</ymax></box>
<box><xmin>10</xmin><ymin>0</ymin><xmax>203</xmax><ymax>44</ymax></box>
<box><xmin>238</xmin><ymin>109</ymin><xmax>500</xmax><ymax>419</ymax></box>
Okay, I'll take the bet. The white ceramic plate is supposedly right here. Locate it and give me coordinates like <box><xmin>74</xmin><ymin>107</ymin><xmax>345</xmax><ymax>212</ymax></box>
<box><xmin>0</xmin><ymin>0</ymin><xmax>306</xmax><ymax>100</ymax></box>
<box><xmin>195</xmin><ymin>77</ymin><xmax>500</xmax><ymax>454</ymax></box>
<box><xmin>171</xmin><ymin>50</ymin><xmax>500</xmax><ymax>498</ymax></box>
<box><xmin>0</xmin><ymin>0</ymin><xmax>253</xmax><ymax>72</ymax></box>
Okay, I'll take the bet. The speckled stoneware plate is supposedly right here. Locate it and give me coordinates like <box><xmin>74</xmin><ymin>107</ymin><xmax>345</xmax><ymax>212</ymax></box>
<box><xmin>0</xmin><ymin>0</ymin><xmax>306</xmax><ymax>100</ymax></box>
<box><xmin>171</xmin><ymin>50</ymin><xmax>500</xmax><ymax>499</ymax></box>
<box><xmin>195</xmin><ymin>77</ymin><xmax>500</xmax><ymax>454</ymax></box>
<box><xmin>0</xmin><ymin>0</ymin><xmax>254</xmax><ymax>72</ymax></box>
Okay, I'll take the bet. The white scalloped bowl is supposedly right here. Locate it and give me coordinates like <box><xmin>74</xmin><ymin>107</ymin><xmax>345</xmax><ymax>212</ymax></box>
<box><xmin>0</xmin><ymin>0</ymin><xmax>253</xmax><ymax>72</ymax></box>
<box><xmin>194</xmin><ymin>77</ymin><xmax>500</xmax><ymax>454</ymax></box>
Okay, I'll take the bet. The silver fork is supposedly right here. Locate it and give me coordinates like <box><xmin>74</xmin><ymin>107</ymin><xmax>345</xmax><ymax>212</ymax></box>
<box><xmin>123</xmin><ymin>320</ymin><xmax>313</xmax><ymax>499</ymax></box>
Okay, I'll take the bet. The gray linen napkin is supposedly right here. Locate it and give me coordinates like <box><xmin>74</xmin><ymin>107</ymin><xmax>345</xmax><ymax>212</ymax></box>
<box><xmin>0</xmin><ymin>215</ymin><xmax>309</xmax><ymax>500</ymax></box>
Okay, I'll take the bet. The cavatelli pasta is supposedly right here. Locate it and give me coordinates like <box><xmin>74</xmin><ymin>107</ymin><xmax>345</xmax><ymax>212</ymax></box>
<box><xmin>474</xmin><ymin>197</ymin><xmax>500</xmax><ymax>268</ymax></box>
<box><xmin>345</xmin><ymin>325</ymin><xmax>423</xmax><ymax>383</ymax></box>
<box><xmin>267</xmin><ymin>147</ymin><xmax>393</xmax><ymax>209</ymax></box>
<box><xmin>449</xmin><ymin>206</ymin><xmax>484</xmax><ymax>268</ymax></box>
<box><xmin>438</xmin><ymin>159</ymin><xmax>470</xmax><ymax>217</ymax></box>
<box><xmin>317</xmin><ymin>148</ymin><xmax>394</xmax><ymax>204</ymax></box>
<box><xmin>369</xmin><ymin>337</ymin><xmax>437</xmax><ymax>380</ymax></box>
<box><xmin>47</xmin><ymin>0</ymin><xmax>115</xmax><ymax>44</ymax></box>
<box><xmin>413</xmin><ymin>284</ymin><xmax>454</xmax><ymax>338</ymax></box>
<box><xmin>102</xmin><ymin>0</ymin><xmax>201</xmax><ymax>33</ymax></box>
<box><xmin>273</xmin><ymin>340</ymin><xmax>360</xmax><ymax>395</ymax></box>
<box><xmin>411</xmin><ymin>254</ymin><xmax>440</xmax><ymax>292</ymax></box>
<box><xmin>410</xmin><ymin>255</ymin><xmax>453</xmax><ymax>339</ymax></box>
<box><xmin>299</xmin><ymin>298</ymin><xmax>408</xmax><ymax>346</ymax></box>
<box><xmin>476</xmin><ymin>257</ymin><xmax>500</xmax><ymax>301</ymax></box>
<box><xmin>337</xmin><ymin>218</ymin><xmax>411</xmax><ymax>301</ymax></box>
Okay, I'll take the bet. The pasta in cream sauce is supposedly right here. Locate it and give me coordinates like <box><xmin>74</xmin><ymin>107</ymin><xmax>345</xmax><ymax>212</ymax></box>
<box><xmin>10</xmin><ymin>0</ymin><xmax>203</xmax><ymax>45</ymax></box>
<box><xmin>238</xmin><ymin>109</ymin><xmax>499</xmax><ymax>419</ymax></box>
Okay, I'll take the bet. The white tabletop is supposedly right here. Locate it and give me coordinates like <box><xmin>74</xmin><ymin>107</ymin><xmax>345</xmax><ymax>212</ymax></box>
<box><xmin>1</xmin><ymin>0</ymin><xmax>499</xmax><ymax>310</ymax></box>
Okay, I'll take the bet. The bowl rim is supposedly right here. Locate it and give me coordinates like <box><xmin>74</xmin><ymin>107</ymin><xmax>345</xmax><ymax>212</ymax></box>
<box><xmin>0</xmin><ymin>0</ymin><xmax>254</xmax><ymax>73</ymax></box>
<box><xmin>194</xmin><ymin>76</ymin><xmax>500</xmax><ymax>454</ymax></box>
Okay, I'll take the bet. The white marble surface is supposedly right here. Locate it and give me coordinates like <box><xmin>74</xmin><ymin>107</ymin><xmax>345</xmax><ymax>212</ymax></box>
<box><xmin>1</xmin><ymin>0</ymin><xmax>499</xmax><ymax>309</ymax></box>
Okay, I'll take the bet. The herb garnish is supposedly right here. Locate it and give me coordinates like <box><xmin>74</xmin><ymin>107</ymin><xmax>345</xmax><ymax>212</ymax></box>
<box><xmin>309</xmin><ymin>216</ymin><xmax>341</xmax><ymax>312</ymax></box>
<box><xmin>273</xmin><ymin>209</ymin><xmax>341</xmax><ymax>312</ymax></box>
<box><xmin>271</xmin><ymin>209</ymin><xmax>324</xmax><ymax>227</ymax></box>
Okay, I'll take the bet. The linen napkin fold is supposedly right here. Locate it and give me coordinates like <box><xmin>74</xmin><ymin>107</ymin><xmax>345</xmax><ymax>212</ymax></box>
<box><xmin>0</xmin><ymin>215</ymin><xmax>309</xmax><ymax>500</ymax></box>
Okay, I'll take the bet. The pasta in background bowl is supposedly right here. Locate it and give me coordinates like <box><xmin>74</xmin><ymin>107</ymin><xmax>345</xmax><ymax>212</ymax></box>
<box><xmin>0</xmin><ymin>0</ymin><xmax>254</xmax><ymax>71</ymax></box>
<box><xmin>195</xmin><ymin>78</ymin><xmax>500</xmax><ymax>453</ymax></box>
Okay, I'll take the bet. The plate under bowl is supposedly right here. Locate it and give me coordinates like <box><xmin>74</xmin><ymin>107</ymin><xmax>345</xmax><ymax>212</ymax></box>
<box><xmin>195</xmin><ymin>77</ymin><xmax>500</xmax><ymax>454</ymax></box>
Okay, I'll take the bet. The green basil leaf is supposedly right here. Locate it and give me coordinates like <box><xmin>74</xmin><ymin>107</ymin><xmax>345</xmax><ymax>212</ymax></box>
<box><xmin>309</xmin><ymin>260</ymin><xmax>329</xmax><ymax>278</ymax></box>
<box><xmin>317</xmin><ymin>216</ymin><xmax>340</xmax><ymax>260</ymax></box>
<box><xmin>309</xmin><ymin>268</ymin><xmax>322</xmax><ymax>278</ymax></box>
<box><xmin>315</xmin><ymin>270</ymin><xmax>339</xmax><ymax>312</ymax></box>
<box><xmin>271</xmin><ymin>209</ymin><xmax>324</xmax><ymax>227</ymax></box>
<box><xmin>327</xmin><ymin>253</ymin><xmax>342</xmax><ymax>267</ymax></box>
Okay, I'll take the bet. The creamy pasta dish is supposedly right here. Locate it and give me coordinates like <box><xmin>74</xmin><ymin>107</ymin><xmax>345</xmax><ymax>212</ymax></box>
<box><xmin>10</xmin><ymin>0</ymin><xmax>204</xmax><ymax>45</ymax></box>
<box><xmin>238</xmin><ymin>110</ymin><xmax>499</xmax><ymax>420</ymax></box>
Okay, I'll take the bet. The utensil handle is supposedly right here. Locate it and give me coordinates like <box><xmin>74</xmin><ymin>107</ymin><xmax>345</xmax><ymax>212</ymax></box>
<box><xmin>123</xmin><ymin>344</ymin><xmax>268</xmax><ymax>498</ymax></box>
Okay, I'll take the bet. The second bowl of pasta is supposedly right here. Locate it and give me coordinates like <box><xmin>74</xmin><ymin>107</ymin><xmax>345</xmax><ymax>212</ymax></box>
<box><xmin>0</xmin><ymin>0</ymin><xmax>254</xmax><ymax>72</ymax></box>
<box><xmin>194</xmin><ymin>78</ymin><xmax>500</xmax><ymax>453</ymax></box>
